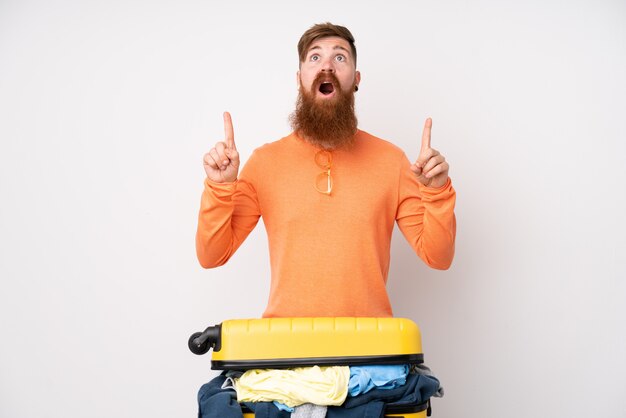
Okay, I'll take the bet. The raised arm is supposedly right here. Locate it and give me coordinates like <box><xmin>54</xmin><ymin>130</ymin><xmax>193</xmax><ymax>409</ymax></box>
<box><xmin>196</xmin><ymin>112</ymin><xmax>261</xmax><ymax>268</ymax></box>
<box><xmin>398</xmin><ymin>117</ymin><xmax>456</xmax><ymax>269</ymax></box>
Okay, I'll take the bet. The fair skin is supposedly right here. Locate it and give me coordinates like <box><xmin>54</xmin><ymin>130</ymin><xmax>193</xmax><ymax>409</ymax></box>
<box><xmin>203</xmin><ymin>37</ymin><xmax>449</xmax><ymax>189</ymax></box>
<box><xmin>297</xmin><ymin>36</ymin><xmax>360</xmax><ymax>99</ymax></box>
<box><xmin>410</xmin><ymin>117</ymin><xmax>450</xmax><ymax>188</ymax></box>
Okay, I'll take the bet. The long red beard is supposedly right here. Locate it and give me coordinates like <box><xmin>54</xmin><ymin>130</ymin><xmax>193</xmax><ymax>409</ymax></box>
<box><xmin>289</xmin><ymin>73</ymin><xmax>358</xmax><ymax>150</ymax></box>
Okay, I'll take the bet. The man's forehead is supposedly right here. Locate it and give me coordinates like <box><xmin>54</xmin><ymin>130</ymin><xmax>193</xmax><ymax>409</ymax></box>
<box><xmin>307</xmin><ymin>37</ymin><xmax>352</xmax><ymax>54</ymax></box>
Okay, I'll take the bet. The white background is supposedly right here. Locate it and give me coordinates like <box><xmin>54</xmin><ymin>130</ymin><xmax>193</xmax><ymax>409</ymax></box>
<box><xmin>1</xmin><ymin>0</ymin><xmax>625</xmax><ymax>417</ymax></box>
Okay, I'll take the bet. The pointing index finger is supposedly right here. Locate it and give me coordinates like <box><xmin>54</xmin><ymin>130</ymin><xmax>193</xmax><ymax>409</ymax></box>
<box><xmin>223</xmin><ymin>111</ymin><xmax>236</xmax><ymax>150</ymax></box>
<box><xmin>421</xmin><ymin>117</ymin><xmax>432</xmax><ymax>153</ymax></box>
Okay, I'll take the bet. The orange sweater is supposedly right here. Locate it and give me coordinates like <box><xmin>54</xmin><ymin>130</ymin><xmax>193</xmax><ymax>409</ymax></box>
<box><xmin>196</xmin><ymin>130</ymin><xmax>456</xmax><ymax>318</ymax></box>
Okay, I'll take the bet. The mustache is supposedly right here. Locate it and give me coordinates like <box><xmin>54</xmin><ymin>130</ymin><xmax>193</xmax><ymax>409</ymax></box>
<box><xmin>311</xmin><ymin>71</ymin><xmax>342</xmax><ymax>92</ymax></box>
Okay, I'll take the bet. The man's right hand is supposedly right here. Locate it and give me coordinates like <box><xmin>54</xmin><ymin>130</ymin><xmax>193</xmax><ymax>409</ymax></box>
<box><xmin>203</xmin><ymin>112</ymin><xmax>240</xmax><ymax>183</ymax></box>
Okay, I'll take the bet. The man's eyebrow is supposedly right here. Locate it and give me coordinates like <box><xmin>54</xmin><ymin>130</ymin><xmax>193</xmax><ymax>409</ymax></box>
<box><xmin>333</xmin><ymin>45</ymin><xmax>350</xmax><ymax>54</ymax></box>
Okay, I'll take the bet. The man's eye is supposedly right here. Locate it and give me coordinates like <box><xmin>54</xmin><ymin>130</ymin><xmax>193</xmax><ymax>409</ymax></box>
<box><xmin>336</xmin><ymin>55</ymin><xmax>345</xmax><ymax>62</ymax></box>
<box><xmin>310</xmin><ymin>55</ymin><xmax>320</xmax><ymax>61</ymax></box>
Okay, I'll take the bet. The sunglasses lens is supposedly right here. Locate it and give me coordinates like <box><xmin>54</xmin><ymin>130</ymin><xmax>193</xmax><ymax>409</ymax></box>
<box><xmin>315</xmin><ymin>171</ymin><xmax>332</xmax><ymax>194</ymax></box>
<box><xmin>315</xmin><ymin>150</ymin><xmax>332</xmax><ymax>168</ymax></box>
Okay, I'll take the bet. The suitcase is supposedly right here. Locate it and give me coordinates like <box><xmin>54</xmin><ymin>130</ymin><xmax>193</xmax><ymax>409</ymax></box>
<box><xmin>190</xmin><ymin>317</ymin><xmax>432</xmax><ymax>417</ymax></box>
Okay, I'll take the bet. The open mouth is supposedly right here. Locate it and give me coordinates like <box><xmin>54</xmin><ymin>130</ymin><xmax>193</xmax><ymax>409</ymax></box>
<box><xmin>319</xmin><ymin>82</ymin><xmax>335</xmax><ymax>96</ymax></box>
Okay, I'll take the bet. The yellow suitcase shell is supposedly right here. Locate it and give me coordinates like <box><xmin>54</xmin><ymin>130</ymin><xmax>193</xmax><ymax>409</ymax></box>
<box><xmin>190</xmin><ymin>317</ymin><xmax>423</xmax><ymax>369</ymax></box>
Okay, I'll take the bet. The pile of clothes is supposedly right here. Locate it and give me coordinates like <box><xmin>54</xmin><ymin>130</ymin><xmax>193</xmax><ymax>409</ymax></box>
<box><xmin>198</xmin><ymin>364</ymin><xmax>443</xmax><ymax>418</ymax></box>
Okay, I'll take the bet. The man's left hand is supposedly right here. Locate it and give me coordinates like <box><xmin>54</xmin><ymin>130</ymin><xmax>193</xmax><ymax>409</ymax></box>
<box><xmin>410</xmin><ymin>117</ymin><xmax>449</xmax><ymax>188</ymax></box>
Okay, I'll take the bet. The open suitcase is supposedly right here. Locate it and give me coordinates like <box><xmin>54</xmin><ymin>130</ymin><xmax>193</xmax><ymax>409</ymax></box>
<box><xmin>189</xmin><ymin>317</ymin><xmax>432</xmax><ymax>417</ymax></box>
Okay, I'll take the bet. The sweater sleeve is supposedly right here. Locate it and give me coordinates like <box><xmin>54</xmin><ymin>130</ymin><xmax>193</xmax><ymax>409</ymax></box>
<box><xmin>396</xmin><ymin>153</ymin><xmax>457</xmax><ymax>270</ymax></box>
<box><xmin>195</xmin><ymin>159</ymin><xmax>262</xmax><ymax>268</ymax></box>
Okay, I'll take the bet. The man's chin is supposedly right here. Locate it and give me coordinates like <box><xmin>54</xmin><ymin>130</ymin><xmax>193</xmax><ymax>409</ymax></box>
<box><xmin>315</xmin><ymin>91</ymin><xmax>337</xmax><ymax>101</ymax></box>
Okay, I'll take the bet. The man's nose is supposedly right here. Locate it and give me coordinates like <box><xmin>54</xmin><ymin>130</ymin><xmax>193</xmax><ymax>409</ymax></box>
<box><xmin>320</xmin><ymin>59</ymin><xmax>335</xmax><ymax>73</ymax></box>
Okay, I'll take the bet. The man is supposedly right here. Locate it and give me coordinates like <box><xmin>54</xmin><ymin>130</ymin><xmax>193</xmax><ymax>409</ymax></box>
<box><xmin>196</xmin><ymin>23</ymin><xmax>456</xmax><ymax>318</ymax></box>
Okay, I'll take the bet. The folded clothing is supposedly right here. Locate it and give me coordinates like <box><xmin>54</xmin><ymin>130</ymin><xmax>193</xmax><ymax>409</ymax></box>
<box><xmin>348</xmin><ymin>364</ymin><xmax>410</xmax><ymax>396</ymax></box>
<box><xmin>234</xmin><ymin>366</ymin><xmax>350</xmax><ymax>407</ymax></box>
<box><xmin>343</xmin><ymin>372</ymin><xmax>440</xmax><ymax>409</ymax></box>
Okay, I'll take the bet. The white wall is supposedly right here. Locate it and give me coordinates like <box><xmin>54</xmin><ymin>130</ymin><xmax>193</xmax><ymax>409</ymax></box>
<box><xmin>1</xmin><ymin>0</ymin><xmax>625</xmax><ymax>417</ymax></box>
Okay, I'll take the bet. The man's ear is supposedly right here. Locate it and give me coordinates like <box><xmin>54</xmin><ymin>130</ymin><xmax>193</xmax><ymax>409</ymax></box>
<box><xmin>355</xmin><ymin>70</ymin><xmax>361</xmax><ymax>89</ymax></box>
<box><xmin>296</xmin><ymin>71</ymin><xmax>301</xmax><ymax>89</ymax></box>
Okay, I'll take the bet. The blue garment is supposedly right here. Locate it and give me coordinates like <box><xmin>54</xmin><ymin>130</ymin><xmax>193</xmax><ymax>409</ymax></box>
<box><xmin>326</xmin><ymin>400</ymin><xmax>385</xmax><ymax>418</ymax></box>
<box><xmin>197</xmin><ymin>375</ymin><xmax>242</xmax><ymax>418</ymax></box>
<box><xmin>343</xmin><ymin>372</ymin><xmax>440</xmax><ymax>409</ymax></box>
<box><xmin>325</xmin><ymin>373</ymin><xmax>440</xmax><ymax>418</ymax></box>
<box><xmin>273</xmin><ymin>401</ymin><xmax>294</xmax><ymax>412</ymax></box>
<box><xmin>197</xmin><ymin>374</ymin><xmax>290</xmax><ymax>418</ymax></box>
<box><xmin>348</xmin><ymin>365</ymin><xmax>410</xmax><ymax>396</ymax></box>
